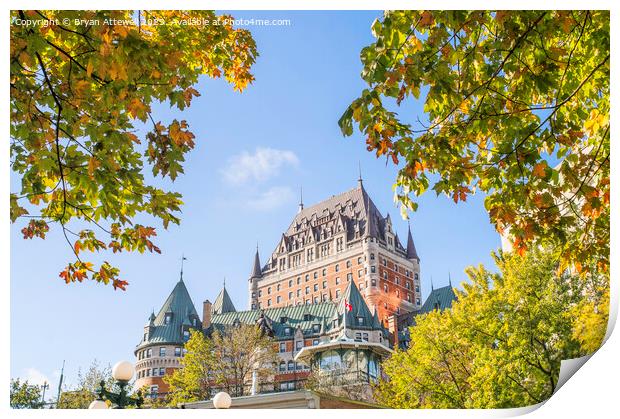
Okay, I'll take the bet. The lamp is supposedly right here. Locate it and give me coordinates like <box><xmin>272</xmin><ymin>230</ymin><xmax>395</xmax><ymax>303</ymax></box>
<box><xmin>112</xmin><ymin>360</ymin><xmax>135</xmax><ymax>382</ymax></box>
<box><xmin>212</xmin><ymin>391</ymin><xmax>232</xmax><ymax>409</ymax></box>
<box><xmin>88</xmin><ymin>399</ymin><xmax>108</xmax><ymax>409</ymax></box>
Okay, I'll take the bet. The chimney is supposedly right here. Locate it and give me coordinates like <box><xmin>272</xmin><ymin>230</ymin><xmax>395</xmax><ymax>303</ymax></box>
<box><xmin>202</xmin><ymin>300</ymin><xmax>212</xmax><ymax>329</ymax></box>
<box><xmin>387</xmin><ymin>314</ymin><xmax>399</xmax><ymax>348</ymax></box>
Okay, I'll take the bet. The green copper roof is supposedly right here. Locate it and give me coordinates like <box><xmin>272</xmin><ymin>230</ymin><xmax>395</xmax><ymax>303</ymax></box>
<box><xmin>210</xmin><ymin>302</ymin><xmax>337</xmax><ymax>339</ymax></box>
<box><xmin>137</xmin><ymin>279</ymin><xmax>200</xmax><ymax>349</ymax></box>
<box><xmin>333</xmin><ymin>280</ymin><xmax>377</xmax><ymax>330</ymax></box>
<box><xmin>419</xmin><ymin>285</ymin><xmax>457</xmax><ymax>315</ymax></box>
<box><xmin>211</xmin><ymin>286</ymin><xmax>237</xmax><ymax>314</ymax></box>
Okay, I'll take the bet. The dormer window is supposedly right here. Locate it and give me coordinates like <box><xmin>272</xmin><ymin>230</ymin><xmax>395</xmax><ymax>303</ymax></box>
<box><xmin>312</xmin><ymin>324</ymin><xmax>320</xmax><ymax>333</ymax></box>
<box><xmin>164</xmin><ymin>313</ymin><xmax>173</xmax><ymax>325</ymax></box>
<box><xmin>357</xmin><ymin>316</ymin><xmax>364</xmax><ymax>326</ymax></box>
<box><xmin>280</xmin><ymin>316</ymin><xmax>288</xmax><ymax>324</ymax></box>
<box><xmin>303</xmin><ymin>314</ymin><xmax>312</xmax><ymax>321</ymax></box>
<box><xmin>285</xmin><ymin>327</ymin><xmax>292</xmax><ymax>336</ymax></box>
<box><xmin>183</xmin><ymin>330</ymin><xmax>190</xmax><ymax>341</ymax></box>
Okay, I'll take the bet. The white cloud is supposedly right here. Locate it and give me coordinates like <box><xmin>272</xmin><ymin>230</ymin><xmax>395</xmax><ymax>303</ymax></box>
<box><xmin>23</xmin><ymin>367</ymin><xmax>50</xmax><ymax>386</ymax></box>
<box><xmin>247</xmin><ymin>186</ymin><xmax>295</xmax><ymax>211</ymax></box>
<box><xmin>221</xmin><ymin>147</ymin><xmax>299</xmax><ymax>185</ymax></box>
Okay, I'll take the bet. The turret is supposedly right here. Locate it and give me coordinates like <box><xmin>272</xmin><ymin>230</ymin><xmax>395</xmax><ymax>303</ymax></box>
<box><xmin>249</xmin><ymin>246</ymin><xmax>262</xmax><ymax>309</ymax></box>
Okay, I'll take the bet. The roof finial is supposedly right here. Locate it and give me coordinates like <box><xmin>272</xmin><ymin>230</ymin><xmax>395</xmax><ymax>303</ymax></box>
<box><xmin>358</xmin><ymin>161</ymin><xmax>363</xmax><ymax>187</ymax></box>
<box><xmin>449</xmin><ymin>272</ymin><xmax>452</xmax><ymax>287</ymax></box>
<box><xmin>180</xmin><ymin>254</ymin><xmax>187</xmax><ymax>281</ymax></box>
<box><xmin>298</xmin><ymin>186</ymin><xmax>304</xmax><ymax>213</ymax></box>
<box><xmin>431</xmin><ymin>275</ymin><xmax>434</xmax><ymax>291</ymax></box>
<box><xmin>223</xmin><ymin>276</ymin><xmax>226</xmax><ymax>289</ymax></box>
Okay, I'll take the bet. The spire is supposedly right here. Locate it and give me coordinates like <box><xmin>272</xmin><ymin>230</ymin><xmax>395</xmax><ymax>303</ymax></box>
<box><xmin>449</xmin><ymin>272</ymin><xmax>452</xmax><ymax>287</ymax></box>
<box><xmin>212</xmin><ymin>285</ymin><xmax>237</xmax><ymax>315</ymax></box>
<box><xmin>431</xmin><ymin>276</ymin><xmax>434</xmax><ymax>291</ymax></box>
<box><xmin>298</xmin><ymin>186</ymin><xmax>304</xmax><ymax>213</ymax></box>
<box><xmin>179</xmin><ymin>254</ymin><xmax>187</xmax><ymax>281</ymax></box>
<box><xmin>358</xmin><ymin>161</ymin><xmax>363</xmax><ymax>187</ymax></box>
<box><xmin>406</xmin><ymin>221</ymin><xmax>420</xmax><ymax>261</ymax></box>
<box><xmin>251</xmin><ymin>246</ymin><xmax>262</xmax><ymax>278</ymax></box>
<box><xmin>223</xmin><ymin>277</ymin><xmax>226</xmax><ymax>289</ymax></box>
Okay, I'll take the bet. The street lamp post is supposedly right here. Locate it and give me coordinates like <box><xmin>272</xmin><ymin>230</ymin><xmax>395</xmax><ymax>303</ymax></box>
<box><xmin>89</xmin><ymin>361</ymin><xmax>143</xmax><ymax>409</ymax></box>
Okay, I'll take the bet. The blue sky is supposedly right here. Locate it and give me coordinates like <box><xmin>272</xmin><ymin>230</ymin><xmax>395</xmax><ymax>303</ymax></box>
<box><xmin>10</xmin><ymin>11</ymin><xmax>500</xmax><ymax>394</ymax></box>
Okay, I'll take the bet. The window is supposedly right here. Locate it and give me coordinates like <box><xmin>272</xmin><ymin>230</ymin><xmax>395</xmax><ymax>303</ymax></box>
<box><xmin>355</xmin><ymin>332</ymin><xmax>362</xmax><ymax>341</ymax></box>
<box><xmin>146</xmin><ymin>369</ymin><xmax>151</xmax><ymax>377</ymax></box>
<box><xmin>312</xmin><ymin>324</ymin><xmax>320</xmax><ymax>333</ymax></box>
<box><xmin>289</xmin><ymin>291</ymin><xmax>293</xmax><ymax>299</ymax></box>
<box><xmin>175</xmin><ymin>347</ymin><xmax>181</xmax><ymax>357</ymax></box>
<box><xmin>335</xmin><ymin>289</ymin><xmax>340</xmax><ymax>298</ymax></box>
<box><xmin>146</xmin><ymin>348</ymin><xmax>152</xmax><ymax>358</ymax></box>
<box><xmin>383</xmin><ymin>271</ymin><xmax>388</xmax><ymax>279</ymax></box>
<box><xmin>289</xmin><ymin>280</ymin><xmax>293</xmax><ymax>287</ymax></box>
<box><xmin>164</xmin><ymin>313</ymin><xmax>172</xmax><ymax>325</ymax></box>
<box><xmin>357</xmin><ymin>316</ymin><xmax>364</xmax><ymax>326</ymax></box>
<box><xmin>305</xmin><ymin>286</ymin><xmax>310</xmax><ymax>295</ymax></box>
<box><xmin>415</xmin><ymin>273</ymin><xmax>419</xmax><ymax>281</ymax></box>
<box><xmin>384</xmin><ymin>284</ymin><xmax>388</xmax><ymax>292</ymax></box>
<box><xmin>280</xmin><ymin>342</ymin><xmax>286</xmax><ymax>352</ymax></box>
<box><xmin>396</xmin><ymin>278</ymin><xmax>400</xmax><ymax>285</ymax></box>
<box><xmin>322</xmin><ymin>268</ymin><xmax>327</xmax><ymax>276</ymax></box>
<box><xmin>382</xmin><ymin>259</ymin><xmax>387</xmax><ymax>267</ymax></box>
<box><xmin>371</xmin><ymin>278</ymin><xmax>376</xmax><ymax>286</ymax></box>
<box><xmin>358</xmin><ymin>257</ymin><xmax>362</xmax><ymax>264</ymax></box>
<box><xmin>314</xmin><ymin>284</ymin><xmax>318</xmax><ymax>292</ymax></box>
<box><xmin>416</xmin><ymin>298</ymin><xmax>421</xmax><ymax>305</ymax></box>
<box><xmin>371</xmin><ymin>266</ymin><xmax>376</xmax><ymax>273</ymax></box>
<box><xmin>182</xmin><ymin>330</ymin><xmax>189</xmax><ymax>341</ymax></box>
<box><xmin>358</xmin><ymin>269</ymin><xmax>363</xmax><ymax>278</ymax></box>
<box><xmin>396</xmin><ymin>290</ymin><xmax>400</xmax><ymax>298</ymax></box>
<box><xmin>314</xmin><ymin>296</ymin><xmax>319</xmax><ymax>304</ymax></box>
<box><xmin>335</xmin><ymin>264</ymin><xmax>340</xmax><ymax>272</ymax></box>
<box><xmin>322</xmin><ymin>280</ymin><xmax>327</xmax><ymax>289</ymax></box>
<box><xmin>346</xmin><ymin>260</ymin><xmax>351</xmax><ymax>268</ymax></box>
<box><xmin>251</xmin><ymin>303</ymin><xmax>256</xmax><ymax>309</ymax></box>
<box><xmin>143</xmin><ymin>333</ymin><xmax>147</xmax><ymax>342</ymax></box>
<box><xmin>281</xmin><ymin>316</ymin><xmax>288</xmax><ymax>324</ymax></box>
<box><xmin>370</xmin><ymin>253</ymin><xmax>375</xmax><ymax>261</ymax></box>
<box><xmin>288</xmin><ymin>381</ymin><xmax>296</xmax><ymax>390</ymax></box>
<box><xmin>347</xmin><ymin>273</ymin><xmax>352</xmax><ymax>281</ymax></box>
<box><xmin>322</xmin><ymin>293</ymin><xmax>327</xmax><ymax>301</ymax></box>
<box><xmin>296</xmin><ymin>340</ymin><xmax>303</xmax><ymax>351</ymax></box>
<box><xmin>267</xmin><ymin>299</ymin><xmax>272</xmax><ymax>307</ymax></box>
<box><xmin>303</xmin><ymin>314</ymin><xmax>312</xmax><ymax>321</ymax></box>
<box><xmin>258</xmin><ymin>290</ymin><xmax>262</xmax><ymax>297</ymax></box>
<box><xmin>415</xmin><ymin>285</ymin><xmax>420</xmax><ymax>293</ymax></box>
<box><xmin>277</xmin><ymin>284</ymin><xmax>281</xmax><ymax>291</ymax></box>
<box><xmin>277</xmin><ymin>296</ymin><xmax>282</xmax><ymax>304</ymax></box>
<box><xmin>268</xmin><ymin>287</ymin><xmax>272</xmax><ymax>295</ymax></box>
<box><xmin>314</xmin><ymin>272</ymin><xmax>318</xmax><ymax>279</ymax></box>
<box><xmin>405</xmin><ymin>281</ymin><xmax>410</xmax><ymax>289</ymax></box>
<box><xmin>285</xmin><ymin>327</ymin><xmax>292</xmax><ymax>336</ymax></box>
<box><xmin>297</xmin><ymin>277</ymin><xmax>301</xmax><ymax>285</ymax></box>
<box><xmin>335</xmin><ymin>277</ymin><xmax>340</xmax><ymax>285</ymax></box>
<box><xmin>280</xmin><ymin>382</ymin><xmax>288</xmax><ymax>391</ymax></box>
<box><xmin>159</xmin><ymin>367</ymin><xmax>165</xmax><ymax>376</ymax></box>
<box><xmin>159</xmin><ymin>347</ymin><xmax>166</xmax><ymax>357</ymax></box>
<box><xmin>407</xmin><ymin>294</ymin><xmax>411</xmax><ymax>302</ymax></box>
<box><xmin>149</xmin><ymin>385</ymin><xmax>158</xmax><ymax>397</ymax></box>
<box><xmin>296</xmin><ymin>362</ymin><xmax>302</xmax><ymax>371</ymax></box>
<box><xmin>288</xmin><ymin>360</ymin><xmax>295</xmax><ymax>371</ymax></box>
<box><xmin>362</xmin><ymin>333</ymin><xmax>369</xmax><ymax>341</ymax></box>
<box><xmin>313</xmin><ymin>339</ymin><xmax>319</xmax><ymax>346</ymax></box>
<box><xmin>297</xmin><ymin>289</ymin><xmax>301</xmax><ymax>297</ymax></box>
<box><xmin>305</xmin><ymin>274</ymin><xmax>309</xmax><ymax>281</ymax></box>
<box><xmin>279</xmin><ymin>361</ymin><xmax>286</xmax><ymax>372</ymax></box>
<box><xmin>152</xmin><ymin>368</ymin><xmax>158</xmax><ymax>376</ymax></box>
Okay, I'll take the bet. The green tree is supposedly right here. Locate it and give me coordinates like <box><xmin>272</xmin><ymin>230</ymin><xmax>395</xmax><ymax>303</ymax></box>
<box><xmin>375</xmin><ymin>247</ymin><xmax>605</xmax><ymax>408</ymax></box>
<box><xmin>57</xmin><ymin>359</ymin><xmax>115</xmax><ymax>409</ymax></box>
<box><xmin>10</xmin><ymin>379</ymin><xmax>44</xmax><ymax>409</ymax></box>
<box><xmin>165</xmin><ymin>324</ymin><xmax>279</xmax><ymax>406</ymax></box>
<box><xmin>211</xmin><ymin>324</ymin><xmax>279</xmax><ymax>397</ymax></box>
<box><xmin>340</xmin><ymin>11</ymin><xmax>609</xmax><ymax>274</ymax></box>
<box><xmin>10</xmin><ymin>10</ymin><xmax>257</xmax><ymax>289</ymax></box>
<box><xmin>165</xmin><ymin>330</ymin><xmax>217</xmax><ymax>407</ymax></box>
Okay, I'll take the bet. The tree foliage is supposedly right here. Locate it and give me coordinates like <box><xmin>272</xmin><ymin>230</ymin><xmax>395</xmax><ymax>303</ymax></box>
<box><xmin>57</xmin><ymin>359</ymin><xmax>116</xmax><ymax>409</ymax></box>
<box><xmin>374</xmin><ymin>247</ymin><xmax>608</xmax><ymax>408</ymax></box>
<box><xmin>340</xmin><ymin>11</ymin><xmax>609</xmax><ymax>273</ymax></box>
<box><xmin>164</xmin><ymin>329</ymin><xmax>217</xmax><ymax>407</ymax></box>
<box><xmin>10</xmin><ymin>379</ymin><xmax>44</xmax><ymax>409</ymax></box>
<box><xmin>10</xmin><ymin>10</ymin><xmax>257</xmax><ymax>289</ymax></box>
<box><xmin>165</xmin><ymin>325</ymin><xmax>278</xmax><ymax>406</ymax></box>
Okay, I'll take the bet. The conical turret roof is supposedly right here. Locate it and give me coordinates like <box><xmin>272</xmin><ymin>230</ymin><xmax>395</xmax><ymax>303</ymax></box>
<box><xmin>250</xmin><ymin>247</ymin><xmax>262</xmax><ymax>278</ymax></box>
<box><xmin>333</xmin><ymin>280</ymin><xmax>376</xmax><ymax>330</ymax></box>
<box><xmin>406</xmin><ymin>224</ymin><xmax>420</xmax><ymax>261</ymax></box>
<box><xmin>212</xmin><ymin>285</ymin><xmax>237</xmax><ymax>315</ymax></box>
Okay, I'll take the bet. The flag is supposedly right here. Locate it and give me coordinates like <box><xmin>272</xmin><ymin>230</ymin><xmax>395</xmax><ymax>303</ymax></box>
<box><xmin>344</xmin><ymin>299</ymin><xmax>352</xmax><ymax>312</ymax></box>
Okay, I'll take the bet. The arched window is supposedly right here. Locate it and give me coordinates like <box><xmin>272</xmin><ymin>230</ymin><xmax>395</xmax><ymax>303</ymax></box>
<box><xmin>288</xmin><ymin>360</ymin><xmax>295</xmax><ymax>371</ymax></box>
